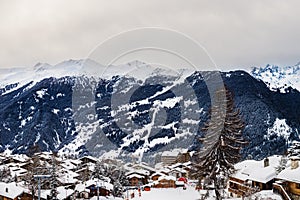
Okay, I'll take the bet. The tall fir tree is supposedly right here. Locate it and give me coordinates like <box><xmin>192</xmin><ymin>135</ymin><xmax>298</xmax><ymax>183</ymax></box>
<box><xmin>192</xmin><ymin>87</ymin><xmax>247</xmax><ymax>200</ymax></box>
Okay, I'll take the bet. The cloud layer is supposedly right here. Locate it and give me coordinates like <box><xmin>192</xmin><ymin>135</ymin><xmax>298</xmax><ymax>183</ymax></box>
<box><xmin>0</xmin><ymin>0</ymin><xmax>300</xmax><ymax>70</ymax></box>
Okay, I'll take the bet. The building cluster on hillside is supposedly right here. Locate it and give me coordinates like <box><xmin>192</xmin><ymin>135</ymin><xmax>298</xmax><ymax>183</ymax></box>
<box><xmin>0</xmin><ymin>152</ymin><xmax>122</xmax><ymax>200</ymax></box>
<box><xmin>0</xmin><ymin>144</ymin><xmax>300</xmax><ymax>200</ymax></box>
<box><xmin>0</xmin><ymin>149</ymin><xmax>192</xmax><ymax>200</ymax></box>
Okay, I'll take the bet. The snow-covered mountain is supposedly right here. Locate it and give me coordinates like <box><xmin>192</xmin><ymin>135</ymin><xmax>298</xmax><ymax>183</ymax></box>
<box><xmin>0</xmin><ymin>59</ymin><xmax>299</xmax><ymax>163</ymax></box>
<box><xmin>251</xmin><ymin>63</ymin><xmax>300</xmax><ymax>93</ymax></box>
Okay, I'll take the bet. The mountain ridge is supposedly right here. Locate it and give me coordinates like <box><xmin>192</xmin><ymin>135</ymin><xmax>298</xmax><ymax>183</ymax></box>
<box><xmin>0</xmin><ymin>60</ymin><xmax>299</xmax><ymax>163</ymax></box>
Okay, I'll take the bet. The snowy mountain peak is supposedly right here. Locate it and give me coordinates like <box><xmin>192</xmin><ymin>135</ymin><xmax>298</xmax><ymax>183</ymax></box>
<box><xmin>250</xmin><ymin>63</ymin><xmax>300</xmax><ymax>93</ymax></box>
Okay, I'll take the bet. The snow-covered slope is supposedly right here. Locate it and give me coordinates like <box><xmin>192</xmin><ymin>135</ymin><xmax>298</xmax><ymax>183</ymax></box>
<box><xmin>251</xmin><ymin>63</ymin><xmax>300</xmax><ymax>93</ymax></box>
<box><xmin>0</xmin><ymin>59</ymin><xmax>299</xmax><ymax>162</ymax></box>
<box><xmin>0</xmin><ymin>59</ymin><xmax>105</xmax><ymax>94</ymax></box>
<box><xmin>0</xmin><ymin>59</ymin><xmax>194</xmax><ymax>95</ymax></box>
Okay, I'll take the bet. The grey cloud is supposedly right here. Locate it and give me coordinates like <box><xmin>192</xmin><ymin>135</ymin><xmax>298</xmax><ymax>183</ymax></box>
<box><xmin>0</xmin><ymin>0</ymin><xmax>300</xmax><ymax>70</ymax></box>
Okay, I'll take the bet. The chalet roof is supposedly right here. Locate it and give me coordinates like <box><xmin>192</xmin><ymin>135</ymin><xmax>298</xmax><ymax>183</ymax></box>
<box><xmin>277</xmin><ymin>165</ymin><xmax>300</xmax><ymax>184</ymax></box>
<box><xmin>150</xmin><ymin>172</ymin><xmax>165</xmax><ymax>178</ymax></box>
<box><xmin>70</xmin><ymin>159</ymin><xmax>82</xmax><ymax>165</ymax></box>
<box><xmin>60</xmin><ymin>160</ymin><xmax>77</xmax><ymax>170</ymax></box>
<box><xmin>126</xmin><ymin>169</ymin><xmax>149</xmax><ymax>176</ymax></box>
<box><xmin>127</xmin><ymin>173</ymin><xmax>145</xmax><ymax>179</ymax></box>
<box><xmin>0</xmin><ymin>182</ymin><xmax>24</xmax><ymax>199</ymax></box>
<box><xmin>85</xmin><ymin>179</ymin><xmax>113</xmax><ymax>191</ymax></box>
<box><xmin>170</xmin><ymin>167</ymin><xmax>187</xmax><ymax>173</ymax></box>
<box><xmin>11</xmin><ymin>154</ymin><xmax>29</xmax><ymax>162</ymax></box>
<box><xmin>289</xmin><ymin>156</ymin><xmax>300</xmax><ymax>160</ymax></box>
<box><xmin>9</xmin><ymin>166</ymin><xmax>27</xmax><ymax>177</ymax></box>
<box><xmin>133</xmin><ymin>163</ymin><xmax>156</xmax><ymax>172</ymax></box>
<box><xmin>232</xmin><ymin>155</ymin><xmax>281</xmax><ymax>184</ymax></box>
<box><xmin>158</xmin><ymin>175</ymin><xmax>176</xmax><ymax>181</ymax></box>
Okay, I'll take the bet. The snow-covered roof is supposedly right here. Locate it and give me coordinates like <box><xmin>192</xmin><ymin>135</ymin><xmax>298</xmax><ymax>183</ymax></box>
<box><xmin>154</xmin><ymin>162</ymin><xmax>164</xmax><ymax>169</ymax></box>
<box><xmin>0</xmin><ymin>182</ymin><xmax>24</xmax><ymax>199</ymax></box>
<box><xmin>37</xmin><ymin>152</ymin><xmax>52</xmax><ymax>160</ymax></box>
<box><xmin>85</xmin><ymin>179</ymin><xmax>113</xmax><ymax>191</ymax></box>
<box><xmin>79</xmin><ymin>156</ymin><xmax>98</xmax><ymax>162</ymax></box>
<box><xmin>289</xmin><ymin>156</ymin><xmax>300</xmax><ymax>160</ymax></box>
<box><xmin>40</xmin><ymin>186</ymin><xmax>74</xmax><ymax>200</ymax></box>
<box><xmin>232</xmin><ymin>155</ymin><xmax>281</xmax><ymax>183</ymax></box>
<box><xmin>11</xmin><ymin>154</ymin><xmax>29</xmax><ymax>162</ymax></box>
<box><xmin>126</xmin><ymin>169</ymin><xmax>149</xmax><ymax>176</ymax></box>
<box><xmin>75</xmin><ymin>183</ymin><xmax>88</xmax><ymax>193</ymax></box>
<box><xmin>277</xmin><ymin>165</ymin><xmax>300</xmax><ymax>184</ymax></box>
<box><xmin>127</xmin><ymin>173</ymin><xmax>145</xmax><ymax>179</ymax></box>
<box><xmin>161</xmin><ymin>150</ymin><xmax>180</xmax><ymax>157</ymax></box>
<box><xmin>158</xmin><ymin>175</ymin><xmax>176</xmax><ymax>181</ymax></box>
<box><xmin>150</xmin><ymin>172</ymin><xmax>165</xmax><ymax>178</ymax></box>
<box><xmin>70</xmin><ymin>159</ymin><xmax>82</xmax><ymax>165</ymax></box>
<box><xmin>57</xmin><ymin>186</ymin><xmax>75</xmax><ymax>199</ymax></box>
<box><xmin>58</xmin><ymin>174</ymin><xmax>78</xmax><ymax>184</ymax></box>
<box><xmin>170</xmin><ymin>167</ymin><xmax>187</xmax><ymax>173</ymax></box>
<box><xmin>133</xmin><ymin>163</ymin><xmax>156</xmax><ymax>172</ymax></box>
<box><xmin>9</xmin><ymin>166</ymin><xmax>27</xmax><ymax>177</ymax></box>
<box><xmin>60</xmin><ymin>160</ymin><xmax>77</xmax><ymax>170</ymax></box>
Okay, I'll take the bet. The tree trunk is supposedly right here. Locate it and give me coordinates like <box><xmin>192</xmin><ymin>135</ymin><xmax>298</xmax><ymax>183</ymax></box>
<box><xmin>213</xmin><ymin>176</ymin><xmax>222</xmax><ymax>200</ymax></box>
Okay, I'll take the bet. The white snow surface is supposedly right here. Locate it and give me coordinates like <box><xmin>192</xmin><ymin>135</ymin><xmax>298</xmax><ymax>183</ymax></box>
<box><xmin>130</xmin><ymin>187</ymin><xmax>200</xmax><ymax>200</ymax></box>
<box><xmin>249</xmin><ymin>190</ymin><xmax>282</xmax><ymax>200</ymax></box>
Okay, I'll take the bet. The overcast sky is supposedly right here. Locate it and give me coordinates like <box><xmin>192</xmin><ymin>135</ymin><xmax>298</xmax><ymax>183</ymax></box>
<box><xmin>0</xmin><ymin>0</ymin><xmax>300</xmax><ymax>70</ymax></box>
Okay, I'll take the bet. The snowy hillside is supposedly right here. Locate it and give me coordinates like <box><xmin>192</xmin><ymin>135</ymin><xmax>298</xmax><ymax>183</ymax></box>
<box><xmin>0</xmin><ymin>59</ymin><xmax>299</xmax><ymax>162</ymax></box>
<box><xmin>0</xmin><ymin>59</ymin><xmax>193</xmax><ymax>96</ymax></box>
<box><xmin>251</xmin><ymin>63</ymin><xmax>300</xmax><ymax>93</ymax></box>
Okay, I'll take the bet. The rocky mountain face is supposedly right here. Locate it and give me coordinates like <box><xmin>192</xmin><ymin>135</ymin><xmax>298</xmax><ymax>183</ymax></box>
<box><xmin>0</xmin><ymin>60</ymin><xmax>299</xmax><ymax>162</ymax></box>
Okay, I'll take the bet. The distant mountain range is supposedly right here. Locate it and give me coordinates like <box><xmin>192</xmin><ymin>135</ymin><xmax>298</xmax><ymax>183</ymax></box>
<box><xmin>251</xmin><ymin>63</ymin><xmax>300</xmax><ymax>93</ymax></box>
<box><xmin>0</xmin><ymin>60</ymin><xmax>299</xmax><ymax>163</ymax></box>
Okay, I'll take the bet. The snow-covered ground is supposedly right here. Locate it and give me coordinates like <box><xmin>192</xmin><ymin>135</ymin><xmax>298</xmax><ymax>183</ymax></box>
<box><xmin>128</xmin><ymin>187</ymin><xmax>282</xmax><ymax>200</ymax></box>
<box><xmin>130</xmin><ymin>187</ymin><xmax>200</xmax><ymax>200</ymax></box>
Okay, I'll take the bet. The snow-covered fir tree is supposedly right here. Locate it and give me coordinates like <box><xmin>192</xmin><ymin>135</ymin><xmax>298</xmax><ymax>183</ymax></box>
<box><xmin>92</xmin><ymin>160</ymin><xmax>128</xmax><ymax>197</ymax></box>
<box><xmin>0</xmin><ymin>167</ymin><xmax>12</xmax><ymax>183</ymax></box>
<box><xmin>192</xmin><ymin>87</ymin><xmax>247</xmax><ymax>200</ymax></box>
<box><xmin>93</xmin><ymin>161</ymin><xmax>109</xmax><ymax>181</ymax></box>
